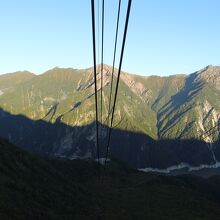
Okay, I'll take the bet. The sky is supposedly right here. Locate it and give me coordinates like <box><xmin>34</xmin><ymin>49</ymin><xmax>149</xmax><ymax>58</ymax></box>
<box><xmin>0</xmin><ymin>0</ymin><xmax>220</xmax><ymax>76</ymax></box>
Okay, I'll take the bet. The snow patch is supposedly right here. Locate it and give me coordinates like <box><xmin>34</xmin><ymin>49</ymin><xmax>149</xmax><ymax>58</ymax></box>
<box><xmin>139</xmin><ymin>161</ymin><xmax>220</xmax><ymax>174</ymax></box>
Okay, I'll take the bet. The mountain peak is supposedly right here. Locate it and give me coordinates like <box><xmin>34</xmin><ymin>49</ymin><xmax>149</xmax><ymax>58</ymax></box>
<box><xmin>87</xmin><ymin>64</ymin><xmax>114</xmax><ymax>73</ymax></box>
<box><xmin>196</xmin><ymin>65</ymin><xmax>220</xmax><ymax>90</ymax></box>
<box><xmin>198</xmin><ymin>65</ymin><xmax>220</xmax><ymax>75</ymax></box>
<box><xmin>204</xmin><ymin>64</ymin><xmax>220</xmax><ymax>71</ymax></box>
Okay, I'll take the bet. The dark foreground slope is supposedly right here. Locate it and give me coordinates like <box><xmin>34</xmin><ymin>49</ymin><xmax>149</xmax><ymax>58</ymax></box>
<box><xmin>1</xmin><ymin>139</ymin><xmax>220</xmax><ymax>220</ymax></box>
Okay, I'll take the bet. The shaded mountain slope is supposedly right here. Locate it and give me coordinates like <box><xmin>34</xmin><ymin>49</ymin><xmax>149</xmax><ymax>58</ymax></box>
<box><xmin>1</xmin><ymin>139</ymin><xmax>220</xmax><ymax>219</ymax></box>
<box><xmin>0</xmin><ymin>108</ymin><xmax>217</xmax><ymax>169</ymax></box>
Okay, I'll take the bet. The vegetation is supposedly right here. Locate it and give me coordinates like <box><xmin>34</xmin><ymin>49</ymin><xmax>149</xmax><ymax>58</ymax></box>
<box><xmin>0</xmin><ymin>65</ymin><xmax>219</xmax><ymax>168</ymax></box>
<box><xmin>0</xmin><ymin>65</ymin><xmax>219</xmax><ymax>142</ymax></box>
<box><xmin>0</xmin><ymin>139</ymin><xmax>220</xmax><ymax>219</ymax></box>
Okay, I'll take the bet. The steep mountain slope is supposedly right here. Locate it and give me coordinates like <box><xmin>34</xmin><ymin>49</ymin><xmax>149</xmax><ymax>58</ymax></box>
<box><xmin>0</xmin><ymin>71</ymin><xmax>35</xmax><ymax>94</ymax></box>
<box><xmin>1</xmin><ymin>138</ymin><xmax>220</xmax><ymax>220</ymax></box>
<box><xmin>121</xmin><ymin>72</ymin><xmax>186</xmax><ymax>111</ymax></box>
<box><xmin>0</xmin><ymin>65</ymin><xmax>219</xmax><ymax>169</ymax></box>
<box><xmin>0</xmin><ymin>109</ymin><xmax>215</xmax><ymax>169</ymax></box>
<box><xmin>0</xmin><ymin>66</ymin><xmax>157</xmax><ymax>137</ymax></box>
<box><xmin>157</xmin><ymin>65</ymin><xmax>220</xmax><ymax>141</ymax></box>
<box><xmin>120</xmin><ymin>66</ymin><xmax>220</xmax><ymax>143</ymax></box>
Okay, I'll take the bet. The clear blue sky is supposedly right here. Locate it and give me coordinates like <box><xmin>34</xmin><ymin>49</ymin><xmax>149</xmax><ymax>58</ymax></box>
<box><xmin>0</xmin><ymin>0</ymin><xmax>220</xmax><ymax>76</ymax></box>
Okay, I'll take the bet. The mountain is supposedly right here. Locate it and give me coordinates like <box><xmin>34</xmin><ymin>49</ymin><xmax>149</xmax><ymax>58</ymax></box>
<box><xmin>1</xmin><ymin>138</ymin><xmax>220</xmax><ymax>219</ymax></box>
<box><xmin>0</xmin><ymin>65</ymin><xmax>219</xmax><ymax>170</ymax></box>
<box><xmin>0</xmin><ymin>71</ymin><xmax>35</xmax><ymax>94</ymax></box>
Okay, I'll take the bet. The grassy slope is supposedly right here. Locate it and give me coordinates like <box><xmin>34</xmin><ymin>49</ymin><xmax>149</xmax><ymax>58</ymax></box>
<box><xmin>1</xmin><ymin>139</ymin><xmax>220</xmax><ymax>219</ymax></box>
<box><xmin>0</xmin><ymin>67</ymin><xmax>158</xmax><ymax>138</ymax></box>
<box><xmin>0</xmin><ymin>71</ymin><xmax>35</xmax><ymax>92</ymax></box>
<box><xmin>0</xmin><ymin>66</ymin><xmax>219</xmax><ymax>142</ymax></box>
<box><xmin>157</xmin><ymin>70</ymin><xmax>220</xmax><ymax>140</ymax></box>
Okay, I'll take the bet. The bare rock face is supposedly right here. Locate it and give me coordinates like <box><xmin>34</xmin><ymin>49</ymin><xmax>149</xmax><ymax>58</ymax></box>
<box><xmin>121</xmin><ymin>73</ymin><xmax>153</xmax><ymax>104</ymax></box>
<box><xmin>83</xmin><ymin>64</ymin><xmax>117</xmax><ymax>91</ymax></box>
<box><xmin>196</xmin><ymin>100</ymin><xmax>220</xmax><ymax>143</ymax></box>
<box><xmin>197</xmin><ymin>65</ymin><xmax>220</xmax><ymax>90</ymax></box>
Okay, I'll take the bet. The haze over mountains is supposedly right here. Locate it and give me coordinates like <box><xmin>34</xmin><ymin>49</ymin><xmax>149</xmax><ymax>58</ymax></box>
<box><xmin>0</xmin><ymin>64</ymin><xmax>219</xmax><ymax>170</ymax></box>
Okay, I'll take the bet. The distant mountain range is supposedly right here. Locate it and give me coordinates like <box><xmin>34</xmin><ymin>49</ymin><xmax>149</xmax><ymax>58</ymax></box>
<box><xmin>0</xmin><ymin>64</ymin><xmax>219</xmax><ymax>170</ymax></box>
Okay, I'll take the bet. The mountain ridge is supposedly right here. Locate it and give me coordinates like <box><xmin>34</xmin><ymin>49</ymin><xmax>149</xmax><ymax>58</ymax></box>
<box><xmin>0</xmin><ymin>64</ymin><xmax>219</xmax><ymax>169</ymax></box>
<box><xmin>0</xmin><ymin>63</ymin><xmax>198</xmax><ymax>77</ymax></box>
